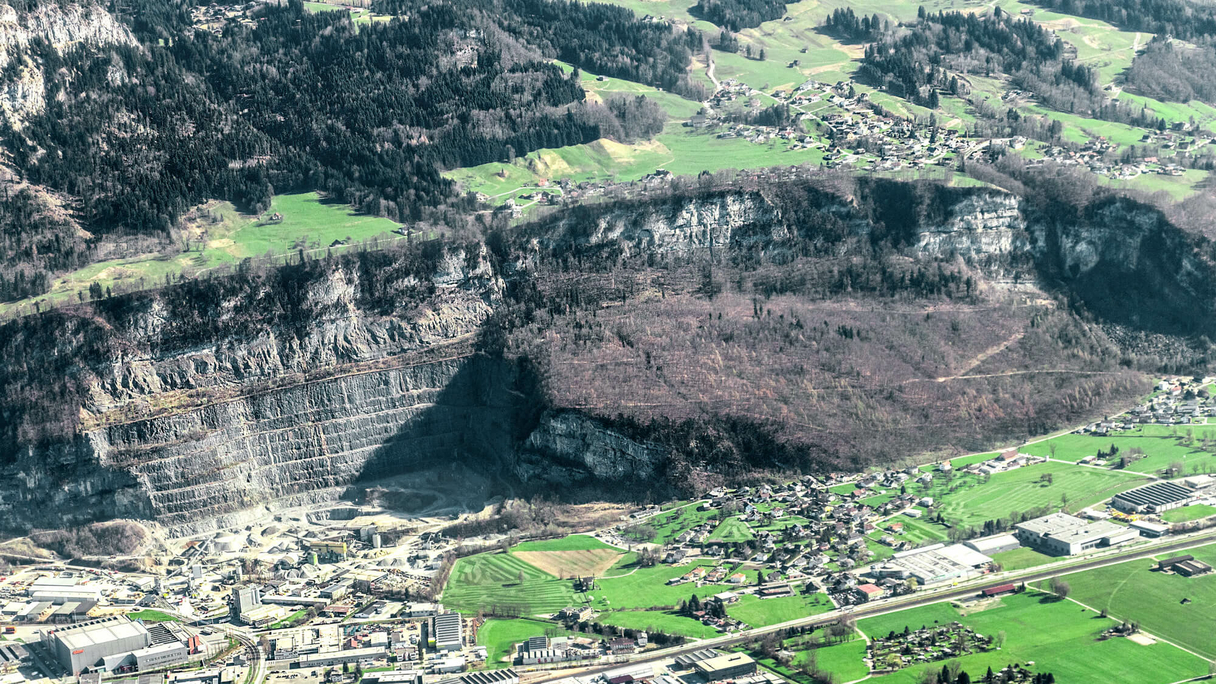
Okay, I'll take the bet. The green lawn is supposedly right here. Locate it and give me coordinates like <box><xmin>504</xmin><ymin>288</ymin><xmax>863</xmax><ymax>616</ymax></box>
<box><xmin>443</xmin><ymin>551</ymin><xmax>581</xmax><ymax>616</ymax></box>
<box><xmin>709</xmin><ymin>517</ymin><xmax>755</xmax><ymax>543</ymax></box>
<box><xmin>854</xmin><ymin>592</ymin><xmax>1208</xmax><ymax>684</ymax></box>
<box><xmin>1058</xmin><ymin>541</ymin><xmax>1216</xmax><ymax>659</ymax></box>
<box><xmin>595</xmin><ymin>609</ymin><xmax>721</xmax><ymax>638</ymax></box>
<box><xmin>477</xmin><ymin>618</ymin><xmax>577</xmax><ymax>668</ymax></box>
<box><xmin>790</xmin><ymin>637</ymin><xmax>869</xmax><ymax>684</ymax></box>
<box><xmin>725</xmin><ymin>593</ymin><xmax>835</xmax><ymax>628</ymax></box>
<box><xmin>128</xmin><ymin>609</ymin><xmax>179</xmax><ymax>622</ymax></box>
<box><xmin>887</xmin><ymin>516</ymin><xmax>952</xmax><ymax>546</ymax></box>
<box><xmin>990</xmin><ymin>546</ymin><xmax>1055</xmax><ymax>571</ymax></box>
<box><xmin>593</xmin><ymin>561</ymin><xmax>755</xmax><ymax>610</ymax></box>
<box><xmin>907</xmin><ymin>461</ymin><xmax>1148</xmax><ymax>527</ymax></box>
<box><xmin>1160</xmin><ymin>504</ymin><xmax>1216</xmax><ymax>523</ymax></box>
<box><xmin>513</xmin><ymin>535</ymin><xmax>615</xmax><ymax>552</ymax></box>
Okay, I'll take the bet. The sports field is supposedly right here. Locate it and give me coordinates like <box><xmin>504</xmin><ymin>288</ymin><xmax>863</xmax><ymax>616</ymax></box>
<box><xmin>1053</xmin><ymin>541</ymin><xmax>1216</xmax><ymax>659</ymax></box>
<box><xmin>908</xmin><ymin>461</ymin><xmax>1149</xmax><ymax>527</ymax></box>
<box><xmin>708</xmin><ymin>517</ymin><xmax>755</xmax><ymax>543</ymax></box>
<box><xmin>854</xmin><ymin>592</ymin><xmax>1207</xmax><ymax>684</ymax></box>
<box><xmin>725</xmin><ymin>593</ymin><xmax>835</xmax><ymax>628</ymax></box>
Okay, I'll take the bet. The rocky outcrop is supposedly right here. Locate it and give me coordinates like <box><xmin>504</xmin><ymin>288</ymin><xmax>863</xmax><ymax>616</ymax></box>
<box><xmin>543</xmin><ymin>190</ymin><xmax>788</xmax><ymax>255</ymax></box>
<box><xmin>914</xmin><ymin>192</ymin><xmax>1030</xmax><ymax>257</ymax></box>
<box><xmin>0</xmin><ymin>2</ymin><xmax>137</xmax><ymax>124</ymax></box>
<box><xmin>515</xmin><ymin>411</ymin><xmax>667</xmax><ymax>486</ymax></box>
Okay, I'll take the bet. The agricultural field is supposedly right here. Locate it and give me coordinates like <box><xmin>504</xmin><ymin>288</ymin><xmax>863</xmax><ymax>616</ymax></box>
<box><xmin>725</xmin><ymin>593</ymin><xmax>835</xmax><ymax>628</ymax></box>
<box><xmin>880</xmin><ymin>516</ymin><xmax>952</xmax><ymax>546</ymax></box>
<box><xmin>906</xmin><ymin>461</ymin><xmax>1149</xmax><ymax>526</ymax></box>
<box><xmin>513</xmin><ymin>536</ymin><xmax>617</xmax><ymax>552</ymax></box>
<box><xmin>1056</xmin><ymin>542</ymin><xmax>1216</xmax><ymax>659</ymax></box>
<box><xmin>476</xmin><ymin>618</ymin><xmax>578</xmax><ymax>668</ymax></box>
<box><xmin>1</xmin><ymin>193</ymin><xmax>406</xmax><ymax>318</ymax></box>
<box><xmin>852</xmin><ymin>592</ymin><xmax>1207</xmax><ymax>684</ymax></box>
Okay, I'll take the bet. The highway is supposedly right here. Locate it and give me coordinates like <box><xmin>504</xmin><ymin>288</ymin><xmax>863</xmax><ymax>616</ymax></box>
<box><xmin>527</xmin><ymin>527</ymin><xmax>1216</xmax><ymax>682</ymax></box>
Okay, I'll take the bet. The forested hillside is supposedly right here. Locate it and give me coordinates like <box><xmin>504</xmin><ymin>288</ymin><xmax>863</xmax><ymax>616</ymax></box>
<box><xmin>860</xmin><ymin>10</ymin><xmax>1160</xmax><ymax>126</ymax></box>
<box><xmin>0</xmin><ymin>0</ymin><xmax>700</xmax><ymax>301</ymax></box>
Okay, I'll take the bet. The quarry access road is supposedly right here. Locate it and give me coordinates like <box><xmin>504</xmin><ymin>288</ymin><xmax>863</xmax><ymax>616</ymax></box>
<box><xmin>526</xmin><ymin>528</ymin><xmax>1216</xmax><ymax>682</ymax></box>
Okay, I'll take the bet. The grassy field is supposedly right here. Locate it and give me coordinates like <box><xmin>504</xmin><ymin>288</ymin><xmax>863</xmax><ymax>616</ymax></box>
<box><xmin>788</xmin><ymin>637</ymin><xmax>870</xmax><ymax>684</ymax></box>
<box><xmin>128</xmin><ymin>609</ymin><xmax>179</xmax><ymax>622</ymax></box>
<box><xmin>443</xmin><ymin>551</ymin><xmax>581</xmax><ymax>616</ymax></box>
<box><xmin>593</xmin><ymin>560</ymin><xmax>755</xmax><ymax>610</ymax></box>
<box><xmin>513</xmin><ymin>536</ymin><xmax>615</xmax><ymax>552</ymax></box>
<box><xmin>990</xmin><ymin>546</ymin><xmax>1056</xmax><ymax>571</ymax></box>
<box><xmin>854</xmin><ymin>592</ymin><xmax>1207</xmax><ymax>684</ymax></box>
<box><xmin>725</xmin><ymin>593</ymin><xmax>835</xmax><ymax>628</ymax></box>
<box><xmin>595</xmin><ymin>609</ymin><xmax>721</xmax><ymax>638</ymax></box>
<box><xmin>477</xmin><ymin>618</ymin><xmax>577</xmax><ymax>668</ymax></box>
<box><xmin>886</xmin><ymin>516</ymin><xmax>952</xmax><ymax>545</ymax></box>
<box><xmin>908</xmin><ymin>461</ymin><xmax>1148</xmax><ymax>526</ymax></box>
<box><xmin>1161</xmin><ymin>504</ymin><xmax>1216</xmax><ymax>523</ymax></box>
<box><xmin>1023</xmin><ymin>425</ymin><xmax>1216</xmax><ymax>476</ymax></box>
<box><xmin>709</xmin><ymin>517</ymin><xmax>755</xmax><ymax>543</ymax></box>
<box><xmin>1057</xmin><ymin>542</ymin><xmax>1216</xmax><ymax>659</ymax></box>
<box><xmin>2</xmin><ymin>193</ymin><xmax>405</xmax><ymax>318</ymax></box>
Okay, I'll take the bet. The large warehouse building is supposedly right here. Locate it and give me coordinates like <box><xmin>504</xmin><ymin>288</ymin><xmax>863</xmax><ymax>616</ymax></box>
<box><xmin>45</xmin><ymin>616</ymin><xmax>151</xmax><ymax>675</ymax></box>
<box><xmin>1112</xmin><ymin>481</ymin><xmax>1195</xmax><ymax>514</ymax></box>
<box><xmin>1015</xmin><ymin>513</ymin><xmax>1138</xmax><ymax>555</ymax></box>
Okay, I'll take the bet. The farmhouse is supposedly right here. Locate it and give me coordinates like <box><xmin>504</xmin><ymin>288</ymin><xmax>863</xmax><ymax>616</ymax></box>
<box><xmin>1158</xmin><ymin>555</ymin><xmax>1214</xmax><ymax>577</ymax></box>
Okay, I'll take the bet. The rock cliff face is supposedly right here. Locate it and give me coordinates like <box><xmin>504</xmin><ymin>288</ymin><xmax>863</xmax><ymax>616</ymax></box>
<box><xmin>542</xmin><ymin>190</ymin><xmax>789</xmax><ymax>255</ymax></box>
<box><xmin>0</xmin><ymin>2</ymin><xmax>136</xmax><ymax>124</ymax></box>
<box><xmin>913</xmin><ymin>192</ymin><xmax>1030</xmax><ymax>257</ymax></box>
<box><xmin>515</xmin><ymin>411</ymin><xmax>668</xmax><ymax>486</ymax></box>
<box><xmin>3</xmin><ymin>182</ymin><xmax>1212</xmax><ymax>537</ymax></box>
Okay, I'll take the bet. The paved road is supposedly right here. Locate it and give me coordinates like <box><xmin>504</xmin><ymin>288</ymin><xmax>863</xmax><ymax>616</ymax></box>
<box><xmin>527</xmin><ymin>528</ymin><xmax>1216</xmax><ymax>682</ymax></box>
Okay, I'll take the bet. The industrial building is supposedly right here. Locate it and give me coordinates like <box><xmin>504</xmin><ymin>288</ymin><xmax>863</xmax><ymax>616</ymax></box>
<box><xmin>437</xmin><ymin>669</ymin><xmax>518</xmax><ymax>684</ymax></box>
<box><xmin>868</xmin><ymin>543</ymin><xmax>993</xmax><ymax>585</ymax></box>
<box><xmin>294</xmin><ymin>647</ymin><xmax>388</xmax><ymax>668</ymax></box>
<box><xmin>1015</xmin><ymin>513</ymin><xmax>1138</xmax><ymax>555</ymax></box>
<box><xmin>1112</xmin><ymin>481</ymin><xmax>1195</xmax><ymax>514</ymax></box>
<box><xmin>432</xmin><ymin>613</ymin><xmax>462</xmax><ymax>652</ymax></box>
<box><xmin>232</xmin><ymin>586</ymin><xmax>262</xmax><ymax>617</ymax></box>
<box><xmin>693</xmin><ymin>653</ymin><xmax>757</xmax><ymax>681</ymax></box>
<box><xmin>963</xmin><ymin>534</ymin><xmax>1021</xmax><ymax>556</ymax></box>
<box><xmin>45</xmin><ymin>616</ymin><xmax>152</xmax><ymax>675</ymax></box>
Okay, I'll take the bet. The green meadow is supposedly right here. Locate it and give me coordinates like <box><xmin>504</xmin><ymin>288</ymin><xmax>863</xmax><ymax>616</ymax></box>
<box><xmin>725</xmin><ymin>593</ymin><xmax>835</xmax><ymax>628</ymax></box>
<box><xmin>1057</xmin><ymin>541</ymin><xmax>1216</xmax><ymax>659</ymax></box>
<box><xmin>1</xmin><ymin>193</ymin><xmax>404</xmax><ymax>319</ymax></box>
<box><xmin>1023</xmin><ymin>425</ymin><xmax>1216</xmax><ymax>476</ymax></box>
<box><xmin>906</xmin><ymin>461</ymin><xmax>1148</xmax><ymax>526</ymax></box>
<box><xmin>853</xmin><ymin>592</ymin><xmax>1207</xmax><ymax>684</ymax></box>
